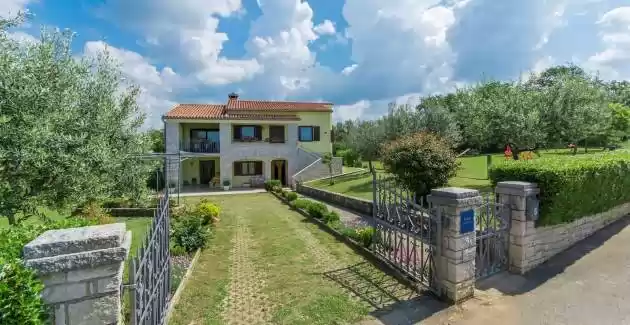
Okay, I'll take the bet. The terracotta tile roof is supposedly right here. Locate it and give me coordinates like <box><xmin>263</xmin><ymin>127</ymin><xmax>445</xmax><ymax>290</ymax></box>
<box><xmin>164</xmin><ymin>104</ymin><xmax>224</xmax><ymax>119</ymax></box>
<box><xmin>227</xmin><ymin>100</ymin><xmax>332</xmax><ymax>112</ymax></box>
<box><xmin>164</xmin><ymin>95</ymin><xmax>332</xmax><ymax>120</ymax></box>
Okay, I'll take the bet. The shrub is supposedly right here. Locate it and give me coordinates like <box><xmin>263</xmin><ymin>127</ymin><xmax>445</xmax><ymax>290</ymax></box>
<box><xmin>264</xmin><ymin>180</ymin><xmax>281</xmax><ymax>191</ymax></box>
<box><xmin>286</xmin><ymin>192</ymin><xmax>298</xmax><ymax>202</ymax></box>
<box><xmin>75</xmin><ymin>202</ymin><xmax>115</xmax><ymax>225</ymax></box>
<box><xmin>341</xmin><ymin>226</ymin><xmax>375</xmax><ymax>248</ymax></box>
<box><xmin>323</xmin><ymin>210</ymin><xmax>340</xmax><ymax>224</ymax></box>
<box><xmin>489</xmin><ymin>151</ymin><xmax>630</xmax><ymax>226</ymax></box>
<box><xmin>337</xmin><ymin>149</ymin><xmax>361</xmax><ymax>167</ymax></box>
<box><xmin>272</xmin><ymin>185</ymin><xmax>282</xmax><ymax>193</ymax></box>
<box><xmin>171</xmin><ymin>216</ymin><xmax>211</xmax><ymax>253</ymax></box>
<box><xmin>196</xmin><ymin>200</ymin><xmax>221</xmax><ymax>226</ymax></box>
<box><xmin>381</xmin><ymin>132</ymin><xmax>458</xmax><ymax>198</ymax></box>
<box><xmin>0</xmin><ymin>217</ymin><xmax>98</xmax><ymax>325</ymax></box>
<box><xmin>306</xmin><ymin>202</ymin><xmax>328</xmax><ymax>219</ymax></box>
<box><xmin>291</xmin><ymin>199</ymin><xmax>311</xmax><ymax>210</ymax></box>
<box><xmin>169</xmin><ymin>243</ymin><xmax>188</xmax><ymax>256</ymax></box>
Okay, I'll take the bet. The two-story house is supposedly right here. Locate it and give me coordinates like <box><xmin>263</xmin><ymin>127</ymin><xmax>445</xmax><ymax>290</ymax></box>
<box><xmin>163</xmin><ymin>93</ymin><xmax>341</xmax><ymax>190</ymax></box>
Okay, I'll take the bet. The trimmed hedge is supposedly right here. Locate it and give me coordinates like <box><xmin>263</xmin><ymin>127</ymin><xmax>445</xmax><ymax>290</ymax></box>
<box><xmin>489</xmin><ymin>151</ymin><xmax>630</xmax><ymax>226</ymax></box>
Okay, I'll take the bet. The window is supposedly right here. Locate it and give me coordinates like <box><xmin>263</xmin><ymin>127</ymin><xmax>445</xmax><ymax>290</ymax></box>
<box><xmin>233</xmin><ymin>125</ymin><xmax>262</xmax><ymax>141</ymax></box>
<box><xmin>234</xmin><ymin>161</ymin><xmax>263</xmax><ymax>176</ymax></box>
<box><xmin>298</xmin><ymin>126</ymin><xmax>320</xmax><ymax>142</ymax></box>
<box><xmin>269</xmin><ymin>125</ymin><xmax>285</xmax><ymax>143</ymax></box>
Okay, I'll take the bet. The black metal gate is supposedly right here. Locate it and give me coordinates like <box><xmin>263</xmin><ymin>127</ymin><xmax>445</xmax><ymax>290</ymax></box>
<box><xmin>372</xmin><ymin>173</ymin><xmax>439</xmax><ymax>294</ymax></box>
<box><xmin>128</xmin><ymin>190</ymin><xmax>171</xmax><ymax>325</ymax></box>
<box><xmin>475</xmin><ymin>194</ymin><xmax>509</xmax><ymax>279</ymax></box>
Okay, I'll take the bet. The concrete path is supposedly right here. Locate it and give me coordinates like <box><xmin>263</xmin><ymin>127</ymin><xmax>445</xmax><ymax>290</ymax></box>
<box><xmin>298</xmin><ymin>193</ymin><xmax>373</xmax><ymax>228</ymax></box>
<box><xmin>415</xmin><ymin>216</ymin><xmax>630</xmax><ymax>325</ymax></box>
<box><xmin>175</xmin><ymin>189</ymin><xmax>266</xmax><ymax>197</ymax></box>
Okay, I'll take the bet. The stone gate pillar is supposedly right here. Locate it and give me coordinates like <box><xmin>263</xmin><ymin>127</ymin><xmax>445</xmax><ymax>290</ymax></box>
<box><xmin>495</xmin><ymin>181</ymin><xmax>540</xmax><ymax>274</ymax></box>
<box><xmin>429</xmin><ymin>187</ymin><xmax>482</xmax><ymax>303</ymax></box>
<box><xmin>23</xmin><ymin>223</ymin><xmax>131</xmax><ymax>325</ymax></box>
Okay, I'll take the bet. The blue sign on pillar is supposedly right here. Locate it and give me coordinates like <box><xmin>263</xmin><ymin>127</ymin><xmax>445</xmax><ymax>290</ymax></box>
<box><xmin>459</xmin><ymin>209</ymin><xmax>475</xmax><ymax>234</ymax></box>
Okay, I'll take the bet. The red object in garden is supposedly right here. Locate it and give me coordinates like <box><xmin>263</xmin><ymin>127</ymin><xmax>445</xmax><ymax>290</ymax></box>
<box><xmin>504</xmin><ymin>144</ymin><xmax>513</xmax><ymax>160</ymax></box>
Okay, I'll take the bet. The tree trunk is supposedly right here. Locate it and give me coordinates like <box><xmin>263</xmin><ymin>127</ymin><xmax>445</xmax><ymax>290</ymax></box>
<box><xmin>368</xmin><ymin>160</ymin><xmax>374</xmax><ymax>172</ymax></box>
<box><xmin>6</xmin><ymin>214</ymin><xmax>16</xmax><ymax>226</ymax></box>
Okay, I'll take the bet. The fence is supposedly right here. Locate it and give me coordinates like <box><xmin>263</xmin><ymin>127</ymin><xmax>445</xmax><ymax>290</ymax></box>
<box><xmin>371</xmin><ymin>172</ymin><xmax>439</xmax><ymax>294</ymax></box>
<box><xmin>127</xmin><ymin>190</ymin><xmax>171</xmax><ymax>325</ymax></box>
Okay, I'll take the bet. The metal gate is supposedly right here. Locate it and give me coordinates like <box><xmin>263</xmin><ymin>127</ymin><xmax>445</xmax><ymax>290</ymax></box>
<box><xmin>372</xmin><ymin>173</ymin><xmax>439</xmax><ymax>294</ymax></box>
<box><xmin>475</xmin><ymin>194</ymin><xmax>509</xmax><ymax>279</ymax></box>
<box><xmin>127</xmin><ymin>191</ymin><xmax>171</xmax><ymax>325</ymax></box>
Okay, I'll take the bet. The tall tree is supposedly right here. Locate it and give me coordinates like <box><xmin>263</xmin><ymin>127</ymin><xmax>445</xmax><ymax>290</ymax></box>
<box><xmin>0</xmin><ymin>16</ymin><xmax>152</xmax><ymax>225</ymax></box>
<box><xmin>347</xmin><ymin>120</ymin><xmax>387</xmax><ymax>170</ymax></box>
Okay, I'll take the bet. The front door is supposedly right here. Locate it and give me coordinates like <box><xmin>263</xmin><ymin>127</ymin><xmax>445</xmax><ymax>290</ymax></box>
<box><xmin>271</xmin><ymin>160</ymin><xmax>287</xmax><ymax>186</ymax></box>
<box><xmin>199</xmin><ymin>160</ymin><xmax>215</xmax><ymax>185</ymax></box>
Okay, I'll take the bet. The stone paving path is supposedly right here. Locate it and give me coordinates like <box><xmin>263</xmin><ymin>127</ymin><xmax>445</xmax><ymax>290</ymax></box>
<box><xmin>418</xmin><ymin>216</ymin><xmax>630</xmax><ymax>325</ymax></box>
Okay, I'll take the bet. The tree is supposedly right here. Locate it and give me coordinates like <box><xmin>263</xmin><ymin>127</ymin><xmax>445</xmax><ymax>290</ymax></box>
<box><xmin>0</xmin><ymin>16</ymin><xmax>152</xmax><ymax>225</ymax></box>
<box><xmin>381</xmin><ymin>132</ymin><xmax>459</xmax><ymax>199</ymax></box>
<box><xmin>346</xmin><ymin>120</ymin><xmax>387</xmax><ymax>171</ymax></box>
<box><xmin>321</xmin><ymin>152</ymin><xmax>334</xmax><ymax>185</ymax></box>
<box><xmin>605</xmin><ymin>103</ymin><xmax>630</xmax><ymax>144</ymax></box>
<box><xmin>148</xmin><ymin>129</ymin><xmax>165</xmax><ymax>152</ymax></box>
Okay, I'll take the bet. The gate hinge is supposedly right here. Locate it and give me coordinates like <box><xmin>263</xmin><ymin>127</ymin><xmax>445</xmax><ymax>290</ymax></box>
<box><xmin>122</xmin><ymin>283</ymin><xmax>137</xmax><ymax>290</ymax></box>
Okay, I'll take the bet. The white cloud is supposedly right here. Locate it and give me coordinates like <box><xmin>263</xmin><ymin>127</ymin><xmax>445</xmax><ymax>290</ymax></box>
<box><xmin>83</xmin><ymin>41</ymin><xmax>180</xmax><ymax>128</ymax></box>
<box><xmin>314</xmin><ymin>20</ymin><xmax>336</xmax><ymax>35</ymax></box>
<box><xmin>341</xmin><ymin>64</ymin><xmax>358</xmax><ymax>75</ymax></box>
<box><xmin>587</xmin><ymin>6</ymin><xmax>630</xmax><ymax>80</ymax></box>
<box><xmin>99</xmin><ymin>0</ymin><xmax>261</xmax><ymax>86</ymax></box>
<box><xmin>0</xmin><ymin>0</ymin><xmax>31</xmax><ymax>18</ymax></box>
<box><xmin>334</xmin><ymin>100</ymin><xmax>370</xmax><ymax>121</ymax></box>
<box><xmin>7</xmin><ymin>30</ymin><xmax>37</xmax><ymax>44</ymax></box>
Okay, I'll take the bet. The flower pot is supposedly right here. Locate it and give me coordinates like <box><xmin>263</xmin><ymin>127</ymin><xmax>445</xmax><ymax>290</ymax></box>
<box><xmin>223</xmin><ymin>186</ymin><xmax>230</xmax><ymax>191</ymax></box>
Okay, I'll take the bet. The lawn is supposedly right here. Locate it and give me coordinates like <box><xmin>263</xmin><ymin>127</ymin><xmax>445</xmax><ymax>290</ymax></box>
<box><xmin>168</xmin><ymin>194</ymin><xmax>420</xmax><ymax>325</ymax></box>
<box><xmin>311</xmin><ymin>147</ymin><xmax>614</xmax><ymax>200</ymax></box>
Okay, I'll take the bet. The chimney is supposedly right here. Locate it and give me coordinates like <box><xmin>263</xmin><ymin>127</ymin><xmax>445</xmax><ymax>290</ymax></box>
<box><xmin>227</xmin><ymin>92</ymin><xmax>238</xmax><ymax>109</ymax></box>
<box><xmin>228</xmin><ymin>92</ymin><xmax>239</xmax><ymax>100</ymax></box>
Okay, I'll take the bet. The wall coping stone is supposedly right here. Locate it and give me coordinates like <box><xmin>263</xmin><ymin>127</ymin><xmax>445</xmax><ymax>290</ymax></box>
<box><xmin>428</xmin><ymin>187</ymin><xmax>483</xmax><ymax>207</ymax></box>
<box><xmin>431</xmin><ymin>187</ymin><xmax>480</xmax><ymax>199</ymax></box>
<box><xmin>23</xmin><ymin>223</ymin><xmax>126</xmax><ymax>259</ymax></box>
<box><xmin>24</xmin><ymin>229</ymin><xmax>132</xmax><ymax>276</ymax></box>
<box><xmin>496</xmin><ymin>181</ymin><xmax>540</xmax><ymax>196</ymax></box>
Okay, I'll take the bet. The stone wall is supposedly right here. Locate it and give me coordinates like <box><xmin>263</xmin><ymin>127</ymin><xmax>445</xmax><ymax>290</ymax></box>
<box><xmin>497</xmin><ymin>181</ymin><xmax>630</xmax><ymax>274</ymax></box>
<box><xmin>23</xmin><ymin>223</ymin><xmax>131</xmax><ymax>325</ymax></box>
<box><xmin>296</xmin><ymin>183</ymin><xmax>373</xmax><ymax>216</ymax></box>
<box><xmin>293</xmin><ymin>157</ymin><xmax>343</xmax><ymax>183</ymax></box>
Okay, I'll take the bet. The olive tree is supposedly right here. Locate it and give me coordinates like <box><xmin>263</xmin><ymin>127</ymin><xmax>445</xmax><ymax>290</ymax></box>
<box><xmin>0</xmin><ymin>17</ymin><xmax>153</xmax><ymax>225</ymax></box>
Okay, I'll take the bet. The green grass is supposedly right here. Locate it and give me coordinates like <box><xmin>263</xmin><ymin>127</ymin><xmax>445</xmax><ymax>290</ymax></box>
<box><xmin>169</xmin><ymin>194</ymin><xmax>417</xmax><ymax>324</ymax></box>
<box><xmin>314</xmin><ymin>147</ymin><xmax>615</xmax><ymax>199</ymax></box>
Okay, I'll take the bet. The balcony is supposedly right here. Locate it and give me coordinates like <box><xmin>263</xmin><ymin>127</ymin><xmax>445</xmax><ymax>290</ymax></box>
<box><xmin>232</xmin><ymin>136</ymin><xmax>286</xmax><ymax>144</ymax></box>
<box><xmin>180</xmin><ymin>141</ymin><xmax>220</xmax><ymax>154</ymax></box>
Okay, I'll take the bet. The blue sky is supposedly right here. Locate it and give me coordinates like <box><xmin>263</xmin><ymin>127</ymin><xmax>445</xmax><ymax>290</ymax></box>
<box><xmin>2</xmin><ymin>0</ymin><xmax>630</xmax><ymax>128</ymax></box>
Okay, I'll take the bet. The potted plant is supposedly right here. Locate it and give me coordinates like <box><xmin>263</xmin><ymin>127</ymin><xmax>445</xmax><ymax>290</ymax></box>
<box><xmin>222</xmin><ymin>179</ymin><xmax>231</xmax><ymax>191</ymax></box>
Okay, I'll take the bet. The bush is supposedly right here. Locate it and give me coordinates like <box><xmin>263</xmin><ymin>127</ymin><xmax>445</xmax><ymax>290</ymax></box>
<box><xmin>489</xmin><ymin>151</ymin><xmax>630</xmax><ymax>226</ymax></box>
<box><xmin>0</xmin><ymin>217</ymin><xmax>98</xmax><ymax>325</ymax></box>
<box><xmin>171</xmin><ymin>216</ymin><xmax>211</xmax><ymax>253</ymax></box>
<box><xmin>272</xmin><ymin>185</ymin><xmax>282</xmax><ymax>193</ymax></box>
<box><xmin>75</xmin><ymin>202</ymin><xmax>115</xmax><ymax>225</ymax></box>
<box><xmin>291</xmin><ymin>199</ymin><xmax>311</xmax><ymax>210</ymax></box>
<box><xmin>323</xmin><ymin>210</ymin><xmax>340</xmax><ymax>224</ymax></box>
<box><xmin>306</xmin><ymin>202</ymin><xmax>328</xmax><ymax>219</ymax></box>
<box><xmin>337</xmin><ymin>149</ymin><xmax>361</xmax><ymax>167</ymax></box>
<box><xmin>264</xmin><ymin>180</ymin><xmax>281</xmax><ymax>191</ymax></box>
<box><xmin>286</xmin><ymin>192</ymin><xmax>298</xmax><ymax>202</ymax></box>
<box><xmin>342</xmin><ymin>226</ymin><xmax>375</xmax><ymax>248</ymax></box>
<box><xmin>381</xmin><ymin>132</ymin><xmax>458</xmax><ymax>198</ymax></box>
<box><xmin>196</xmin><ymin>200</ymin><xmax>221</xmax><ymax>226</ymax></box>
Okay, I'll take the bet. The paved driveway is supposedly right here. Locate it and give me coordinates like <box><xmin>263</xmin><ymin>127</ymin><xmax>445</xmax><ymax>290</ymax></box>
<box><xmin>419</xmin><ymin>216</ymin><xmax>630</xmax><ymax>325</ymax></box>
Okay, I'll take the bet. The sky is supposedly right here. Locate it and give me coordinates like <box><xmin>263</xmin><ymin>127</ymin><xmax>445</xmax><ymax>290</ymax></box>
<box><xmin>2</xmin><ymin>0</ymin><xmax>630</xmax><ymax>129</ymax></box>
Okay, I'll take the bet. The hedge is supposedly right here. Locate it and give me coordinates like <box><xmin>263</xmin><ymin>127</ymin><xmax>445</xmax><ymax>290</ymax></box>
<box><xmin>489</xmin><ymin>151</ymin><xmax>630</xmax><ymax>226</ymax></box>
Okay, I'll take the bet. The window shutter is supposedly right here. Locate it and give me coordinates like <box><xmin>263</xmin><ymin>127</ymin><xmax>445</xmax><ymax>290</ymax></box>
<box><xmin>255</xmin><ymin>162</ymin><xmax>263</xmax><ymax>175</ymax></box>
<box><xmin>330</xmin><ymin>128</ymin><xmax>334</xmax><ymax>142</ymax></box>
<box><xmin>313</xmin><ymin>126</ymin><xmax>320</xmax><ymax>141</ymax></box>
<box><xmin>234</xmin><ymin>162</ymin><xmax>241</xmax><ymax>176</ymax></box>
<box><xmin>255</xmin><ymin>126</ymin><xmax>262</xmax><ymax>140</ymax></box>
<box><xmin>233</xmin><ymin>126</ymin><xmax>241</xmax><ymax>140</ymax></box>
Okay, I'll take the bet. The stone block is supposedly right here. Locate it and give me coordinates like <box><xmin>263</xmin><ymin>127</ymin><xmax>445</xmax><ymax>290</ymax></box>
<box><xmin>445</xmin><ymin>260</ymin><xmax>475</xmax><ymax>282</ymax></box>
<box><xmin>66</xmin><ymin>263</ymin><xmax>120</xmax><ymax>282</ymax></box>
<box><xmin>441</xmin><ymin>279</ymin><xmax>474</xmax><ymax>303</ymax></box>
<box><xmin>510</xmin><ymin>220</ymin><xmax>529</xmax><ymax>237</ymax></box>
<box><xmin>495</xmin><ymin>181</ymin><xmax>539</xmax><ymax>196</ymax></box>
<box><xmin>511</xmin><ymin>209</ymin><xmax>526</xmax><ymax>222</ymax></box>
<box><xmin>67</xmin><ymin>294</ymin><xmax>119</xmax><ymax>325</ymax></box>
<box><xmin>42</xmin><ymin>272</ymin><xmax>68</xmax><ymax>286</ymax></box>
<box><xmin>42</xmin><ymin>282</ymin><xmax>89</xmax><ymax>305</ymax></box>
<box><xmin>448</xmin><ymin>233</ymin><xmax>476</xmax><ymax>251</ymax></box>
<box><xmin>442</xmin><ymin>246</ymin><xmax>475</xmax><ymax>264</ymax></box>
<box><xmin>25</xmin><ymin>231</ymin><xmax>131</xmax><ymax>275</ymax></box>
<box><xmin>23</xmin><ymin>223</ymin><xmax>126</xmax><ymax>260</ymax></box>
<box><xmin>428</xmin><ymin>188</ymin><xmax>482</xmax><ymax>207</ymax></box>
<box><xmin>54</xmin><ymin>304</ymin><xmax>66</xmax><ymax>325</ymax></box>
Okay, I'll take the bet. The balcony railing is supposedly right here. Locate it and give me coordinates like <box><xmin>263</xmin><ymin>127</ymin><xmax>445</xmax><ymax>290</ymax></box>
<box><xmin>232</xmin><ymin>137</ymin><xmax>286</xmax><ymax>144</ymax></box>
<box><xmin>180</xmin><ymin>141</ymin><xmax>220</xmax><ymax>153</ymax></box>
